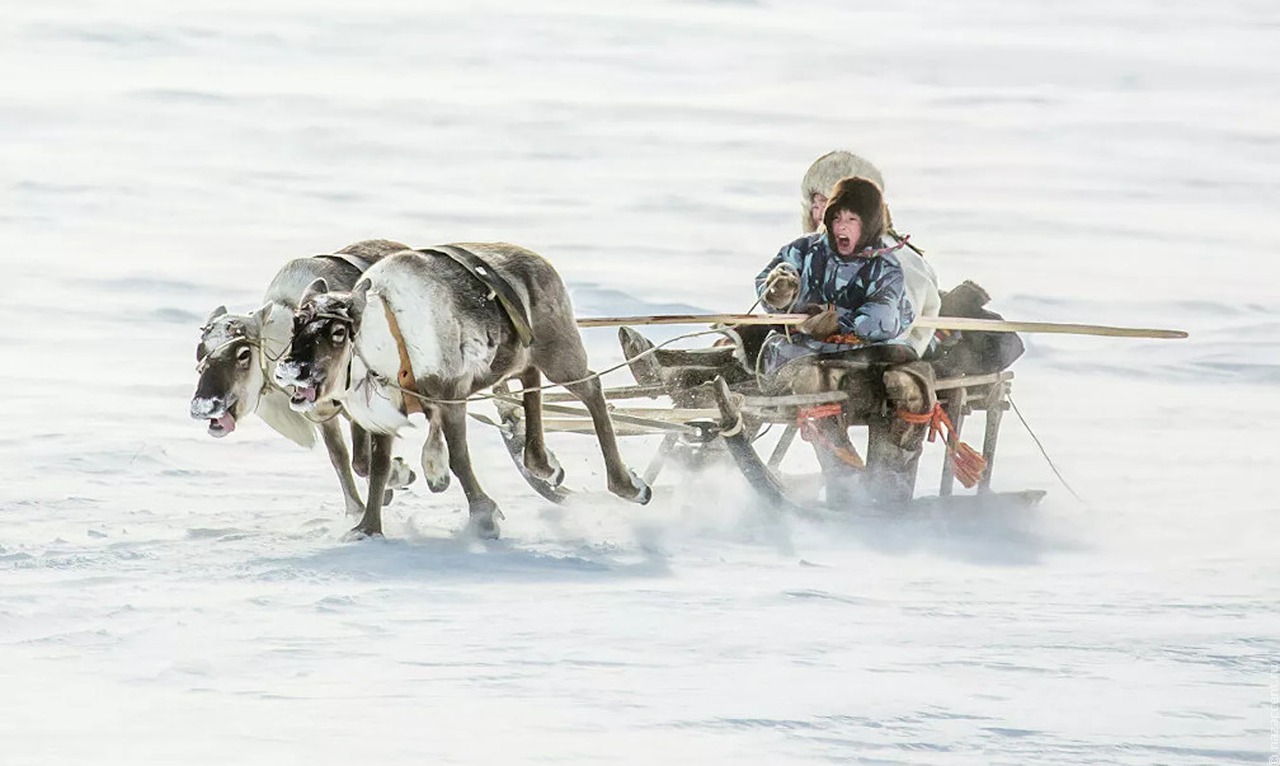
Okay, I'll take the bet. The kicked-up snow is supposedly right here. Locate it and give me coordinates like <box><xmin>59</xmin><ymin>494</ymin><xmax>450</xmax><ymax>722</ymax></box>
<box><xmin>1</xmin><ymin>1</ymin><xmax>1278</xmax><ymax>763</ymax></box>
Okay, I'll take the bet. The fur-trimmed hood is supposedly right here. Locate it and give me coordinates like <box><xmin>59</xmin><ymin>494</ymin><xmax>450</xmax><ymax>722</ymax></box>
<box><xmin>800</xmin><ymin>150</ymin><xmax>885</xmax><ymax>233</ymax></box>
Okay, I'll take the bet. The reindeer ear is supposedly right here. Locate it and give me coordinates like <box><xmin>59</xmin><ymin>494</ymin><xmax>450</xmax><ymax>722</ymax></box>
<box><xmin>350</xmin><ymin>279</ymin><xmax>370</xmax><ymax>317</ymax></box>
<box><xmin>247</xmin><ymin>302</ymin><xmax>272</xmax><ymax>338</ymax></box>
<box><xmin>205</xmin><ymin>305</ymin><xmax>227</xmax><ymax>325</ymax></box>
<box><xmin>299</xmin><ymin>278</ymin><xmax>329</xmax><ymax>305</ymax></box>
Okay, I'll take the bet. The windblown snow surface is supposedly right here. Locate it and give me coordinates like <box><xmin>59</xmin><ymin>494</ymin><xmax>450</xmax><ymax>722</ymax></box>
<box><xmin>2</xmin><ymin>1</ymin><xmax>1278</xmax><ymax>763</ymax></box>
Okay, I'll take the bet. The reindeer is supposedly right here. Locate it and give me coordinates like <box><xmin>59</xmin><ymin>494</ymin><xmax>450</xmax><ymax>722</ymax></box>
<box><xmin>274</xmin><ymin>242</ymin><xmax>651</xmax><ymax>539</ymax></box>
<box><xmin>190</xmin><ymin>239</ymin><xmax>414</xmax><ymax>515</ymax></box>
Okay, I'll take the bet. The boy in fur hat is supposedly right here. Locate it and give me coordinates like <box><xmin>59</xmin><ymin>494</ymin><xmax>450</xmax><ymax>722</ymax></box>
<box><xmin>760</xmin><ymin>164</ymin><xmax>939</xmax><ymax>506</ymax></box>
<box><xmin>799</xmin><ymin>151</ymin><xmax>941</xmax><ymax>358</ymax></box>
<box><xmin>756</xmin><ymin>175</ymin><xmax>917</xmax><ymax>374</ymax></box>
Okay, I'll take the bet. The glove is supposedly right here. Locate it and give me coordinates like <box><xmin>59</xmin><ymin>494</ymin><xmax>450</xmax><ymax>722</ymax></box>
<box><xmin>799</xmin><ymin>304</ymin><xmax>839</xmax><ymax>339</ymax></box>
<box><xmin>761</xmin><ymin>264</ymin><xmax>800</xmax><ymax>310</ymax></box>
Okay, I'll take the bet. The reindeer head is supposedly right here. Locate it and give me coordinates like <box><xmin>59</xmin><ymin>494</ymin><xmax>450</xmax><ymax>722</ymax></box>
<box><xmin>190</xmin><ymin>305</ymin><xmax>268</xmax><ymax>437</ymax></box>
<box><xmin>274</xmin><ymin>278</ymin><xmax>367</xmax><ymax>413</ymax></box>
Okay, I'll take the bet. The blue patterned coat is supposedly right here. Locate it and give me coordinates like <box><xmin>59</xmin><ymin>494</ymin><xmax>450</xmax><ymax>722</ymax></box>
<box><xmin>754</xmin><ymin>232</ymin><xmax>914</xmax><ymax>343</ymax></box>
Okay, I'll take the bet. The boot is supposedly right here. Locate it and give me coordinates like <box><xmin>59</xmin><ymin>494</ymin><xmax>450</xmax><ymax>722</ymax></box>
<box><xmin>809</xmin><ymin>417</ymin><xmax>864</xmax><ymax>509</ymax></box>
<box><xmin>865</xmin><ymin>362</ymin><xmax>936</xmax><ymax>506</ymax></box>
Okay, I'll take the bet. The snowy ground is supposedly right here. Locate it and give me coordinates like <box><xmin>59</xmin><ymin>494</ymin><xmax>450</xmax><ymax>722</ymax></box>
<box><xmin>2</xmin><ymin>1</ymin><xmax>1279</xmax><ymax>763</ymax></box>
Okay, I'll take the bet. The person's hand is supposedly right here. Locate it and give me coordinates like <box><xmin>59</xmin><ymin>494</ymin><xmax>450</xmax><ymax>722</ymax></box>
<box><xmin>762</xmin><ymin>264</ymin><xmax>800</xmax><ymax>309</ymax></box>
<box><xmin>799</xmin><ymin>305</ymin><xmax>839</xmax><ymax>338</ymax></box>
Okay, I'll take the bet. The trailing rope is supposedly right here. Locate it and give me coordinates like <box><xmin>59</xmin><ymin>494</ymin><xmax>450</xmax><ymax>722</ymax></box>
<box><xmin>1007</xmin><ymin>394</ymin><xmax>1091</xmax><ymax>507</ymax></box>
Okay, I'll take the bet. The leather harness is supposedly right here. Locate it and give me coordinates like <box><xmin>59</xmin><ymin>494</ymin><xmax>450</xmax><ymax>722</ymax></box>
<box><xmin>380</xmin><ymin>245</ymin><xmax>535</xmax><ymax>416</ymax></box>
<box><xmin>314</xmin><ymin>252</ymin><xmax>375</xmax><ymax>274</ymax></box>
<box><xmin>418</xmin><ymin>245</ymin><xmax>534</xmax><ymax>348</ymax></box>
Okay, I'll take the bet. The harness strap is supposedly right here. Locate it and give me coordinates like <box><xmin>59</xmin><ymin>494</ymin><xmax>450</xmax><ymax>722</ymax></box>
<box><xmin>796</xmin><ymin>403</ymin><xmax>865</xmax><ymax>470</ymax></box>
<box><xmin>380</xmin><ymin>300</ymin><xmax>424</xmax><ymax>416</ymax></box>
<box><xmin>313</xmin><ymin>252</ymin><xmax>375</xmax><ymax>273</ymax></box>
<box><xmin>418</xmin><ymin>245</ymin><xmax>535</xmax><ymax>347</ymax></box>
<box><xmin>897</xmin><ymin>403</ymin><xmax>987</xmax><ymax>488</ymax></box>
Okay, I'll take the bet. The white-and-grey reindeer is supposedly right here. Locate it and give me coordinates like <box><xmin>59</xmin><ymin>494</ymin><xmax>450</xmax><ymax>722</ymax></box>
<box><xmin>274</xmin><ymin>242</ymin><xmax>651</xmax><ymax>539</ymax></box>
<box><xmin>190</xmin><ymin>239</ymin><xmax>414</xmax><ymax>515</ymax></box>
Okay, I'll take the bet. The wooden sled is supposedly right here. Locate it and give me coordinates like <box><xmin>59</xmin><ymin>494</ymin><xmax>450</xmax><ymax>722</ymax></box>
<box><xmin>479</xmin><ymin>329</ymin><xmax>1044</xmax><ymax>513</ymax></box>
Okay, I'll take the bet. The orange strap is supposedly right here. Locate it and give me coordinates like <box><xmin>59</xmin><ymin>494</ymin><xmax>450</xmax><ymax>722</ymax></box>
<box><xmin>382</xmin><ymin>301</ymin><xmax>423</xmax><ymax>416</ymax></box>
<box><xmin>797</xmin><ymin>404</ymin><xmax>865</xmax><ymax>470</ymax></box>
<box><xmin>897</xmin><ymin>403</ymin><xmax>988</xmax><ymax>488</ymax></box>
<box><xmin>821</xmin><ymin>333</ymin><xmax>863</xmax><ymax>345</ymax></box>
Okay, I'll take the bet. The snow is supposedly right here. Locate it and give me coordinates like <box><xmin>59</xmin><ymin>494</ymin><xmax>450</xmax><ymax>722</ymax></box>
<box><xmin>2</xmin><ymin>1</ymin><xmax>1279</xmax><ymax>763</ymax></box>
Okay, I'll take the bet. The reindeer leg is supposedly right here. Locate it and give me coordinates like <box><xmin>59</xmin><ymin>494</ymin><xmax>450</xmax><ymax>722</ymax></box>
<box><xmin>320</xmin><ymin>418</ymin><xmax>364</xmax><ymax>516</ymax></box>
<box><xmin>349</xmin><ymin>432</ymin><xmax>392</xmax><ymax>539</ymax></box>
<box><xmin>350</xmin><ymin>422</ymin><xmax>371</xmax><ymax>477</ymax></box>
<box><xmin>419</xmin><ymin>406</ymin><xmax>451</xmax><ymax>493</ymax></box>
<box><xmin>438</xmin><ymin>400</ymin><xmax>501</xmax><ymax>539</ymax></box>
<box><xmin>556</xmin><ymin>374</ymin><xmax>651</xmax><ymax>504</ymax></box>
<box><xmin>518</xmin><ymin>366</ymin><xmax>563</xmax><ymax>486</ymax></box>
<box><xmin>535</xmin><ymin>335</ymin><xmax>649</xmax><ymax>504</ymax></box>
<box><xmin>349</xmin><ymin>420</ymin><xmax>411</xmax><ymax>504</ymax></box>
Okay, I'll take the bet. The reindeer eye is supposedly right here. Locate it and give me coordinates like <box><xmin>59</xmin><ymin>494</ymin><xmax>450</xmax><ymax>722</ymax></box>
<box><xmin>236</xmin><ymin>346</ymin><xmax>253</xmax><ymax>367</ymax></box>
<box><xmin>331</xmin><ymin>326</ymin><xmax>348</xmax><ymax>344</ymax></box>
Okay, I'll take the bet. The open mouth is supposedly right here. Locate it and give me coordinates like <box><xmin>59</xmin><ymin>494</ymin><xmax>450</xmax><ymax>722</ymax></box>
<box><xmin>836</xmin><ymin>234</ymin><xmax>852</xmax><ymax>250</ymax></box>
<box><xmin>289</xmin><ymin>384</ymin><xmax>319</xmax><ymax>407</ymax></box>
<box><xmin>207</xmin><ymin>411</ymin><xmax>236</xmax><ymax>438</ymax></box>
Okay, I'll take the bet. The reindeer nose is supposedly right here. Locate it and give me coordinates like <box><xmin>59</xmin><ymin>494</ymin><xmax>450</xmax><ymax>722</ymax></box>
<box><xmin>190</xmin><ymin>396</ymin><xmax>223</xmax><ymax>419</ymax></box>
<box><xmin>295</xmin><ymin>361</ymin><xmax>311</xmax><ymax>379</ymax></box>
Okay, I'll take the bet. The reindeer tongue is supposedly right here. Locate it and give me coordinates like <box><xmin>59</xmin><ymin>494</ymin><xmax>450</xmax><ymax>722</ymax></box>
<box><xmin>209</xmin><ymin>412</ymin><xmax>236</xmax><ymax>437</ymax></box>
<box><xmin>300</xmin><ymin>386</ymin><xmax>317</xmax><ymax>403</ymax></box>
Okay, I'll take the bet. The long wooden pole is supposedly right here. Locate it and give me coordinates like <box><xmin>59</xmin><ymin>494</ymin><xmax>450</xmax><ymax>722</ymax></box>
<box><xmin>575</xmin><ymin>313</ymin><xmax>1188</xmax><ymax>339</ymax></box>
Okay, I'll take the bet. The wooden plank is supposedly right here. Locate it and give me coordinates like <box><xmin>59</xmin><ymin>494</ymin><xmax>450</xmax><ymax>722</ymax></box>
<box><xmin>979</xmin><ymin>382</ymin><xmax>1007</xmax><ymax>495</ymax></box>
<box><xmin>540</xmin><ymin>418</ymin><xmax>671</xmax><ymax>437</ymax></box>
<box><xmin>578</xmin><ymin>313</ymin><xmax>1188</xmax><ymax>339</ymax></box>
<box><xmin>643</xmin><ymin>433</ymin><xmax>681</xmax><ymax>484</ymax></box>
<box><xmin>738</xmin><ymin>391</ymin><xmax>848</xmax><ymax>409</ymax></box>
<box><xmin>934</xmin><ymin>371</ymin><xmax>1013</xmax><ymax>391</ymax></box>
<box><xmin>495</xmin><ymin>395</ymin><xmax>700</xmax><ymax>436</ymax></box>
<box><xmin>767</xmin><ymin>424</ymin><xmax>799</xmax><ymax>470</ymax></box>
<box><xmin>938</xmin><ymin>388</ymin><xmax>967</xmax><ymax>498</ymax></box>
<box><xmin>542</xmin><ymin>384</ymin><xmax>665</xmax><ymax>403</ymax></box>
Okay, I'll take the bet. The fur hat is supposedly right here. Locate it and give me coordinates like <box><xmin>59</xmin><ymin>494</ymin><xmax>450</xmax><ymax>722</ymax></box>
<box><xmin>801</xmin><ymin>150</ymin><xmax>885</xmax><ymax>232</ymax></box>
<box><xmin>822</xmin><ymin>176</ymin><xmax>887</xmax><ymax>254</ymax></box>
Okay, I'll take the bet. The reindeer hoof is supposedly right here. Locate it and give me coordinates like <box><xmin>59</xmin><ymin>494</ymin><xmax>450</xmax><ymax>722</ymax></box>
<box><xmin>344</xmin><ymin>499</ymin><xmax>364</xmax><ymax>517</ymax></box>
<box><xmin>382</xmin><ymin>488</ymin><xmax>394</xmax><ymax>505</ymax></box>
<box><xmin>343</xmin><ymin>526</ymin><xmax>384</xmax><ymax>542</ymax></box>
<box><xmin>611</xmin><ymin>470</ymin><xmax>652</xmax><ymax>505</ymax></box>
<box><xmin>524</xmin><ymin>449</ymin><xmax>564</xmax><ymax>487</ymax></box>
<box><xmin>467</xmin><ymin>512</ymin><xmax>501</xmax><ymax>540</ymax></box>
<box><xmin>388</xmin><ymin>457</ymin><xmax>415</xmax><ymax>489</ymax></box>
<box><xmin>421</xmin><ymin>452</ymin><xmax>450</xmax><ymax>493</ymax></box>
<box><xmin>527</xmin><ymin>462</ymin><xmax>565</xmax><ymax>488</ymax></box>
<box><xmin>467</xmin><ymin>499</ymin><xmax>503</xmax><ymax>539</ymax></box>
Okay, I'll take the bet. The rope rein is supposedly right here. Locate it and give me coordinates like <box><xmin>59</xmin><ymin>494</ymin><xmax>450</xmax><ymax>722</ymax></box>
<box><xmin>358</xmin><ymin>327</ymin><xmax>733</xmax><ymax>408</ymax></box>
